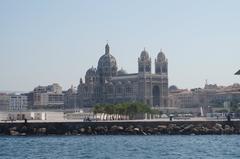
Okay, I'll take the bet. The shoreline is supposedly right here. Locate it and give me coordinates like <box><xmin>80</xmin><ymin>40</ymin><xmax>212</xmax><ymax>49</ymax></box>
<box><xmin>0</xmin><ymin>120</ymin><xmax>240</xmax><ymax>136</ymax></box>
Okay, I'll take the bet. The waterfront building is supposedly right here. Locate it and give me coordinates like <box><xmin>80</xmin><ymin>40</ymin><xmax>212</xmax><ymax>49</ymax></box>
<box><xmin>22</xmin><ymin>92</ymin><xmax>34</xmax><ymax>110</ymax></box>
<box><xmin>168</xmin><ymin>83</ymin><xmax>240</xmax><ymax>113</ymax></box>
<box><xmin>32</xmin><ymin>83</ymin><xmax>64</xmax><ymax>109</ymax></box>
<box><xmin>63</xmin><ymin>86</ymin><xmax>77</xmax><ymax>109</ymax></box>
<box><xmin>0</xmin><ymin>93</ymin><xmax>28</xmax><ymax>111</ymax></box>
<box><xmin>212</xmin><ymin>83</ymin><xmax>240</xmax><ymax>104</ymax></box>
<box><xmin>9</xmin><ymin>94</ymin><xmax>28</xmax><ymax>111</ymax></box>
<box><xmin>0</xmin><ymin>93</ymin><xmax>9</xmax><ymax>111</ymax></box>
<box><xmin>77</xmin><ymin>44</ymin><xmax>168</xmax><ymax>107</ymax></box>
<box><xmin>168</xmin><ymin>89</ymin><xmax>199</xmax><ymax>108</ymax></box>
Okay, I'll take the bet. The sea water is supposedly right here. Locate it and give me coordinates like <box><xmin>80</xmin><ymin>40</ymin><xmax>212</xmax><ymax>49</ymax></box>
<box><xmin>0</xmin><ymin>135</ymin><xmax>240</xmax><ymax>159</ymax></box>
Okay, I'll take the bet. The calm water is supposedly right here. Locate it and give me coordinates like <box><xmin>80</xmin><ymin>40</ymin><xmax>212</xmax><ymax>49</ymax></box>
<box><xmin>0</xmin><ymin>135</ymin><xmax>240</xmax><ymax>159</ymax></box>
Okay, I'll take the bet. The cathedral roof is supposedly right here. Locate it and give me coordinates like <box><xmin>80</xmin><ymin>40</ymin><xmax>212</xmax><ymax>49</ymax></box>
<box><xmin>117</xmin><ymin>68</ymin><xmax>127</xmax><ymax>76</ymax></box>
<box><xmin>86</xmin><ymin>66</ymin><xmax>97</xmax><ymax>77</ymax></box>
<box><xmin>157</xmin><ymin>50</ymin><xmax>166</xmax><ymax>62</ymax></box>
<box><xmin>98</xmin><ymin>54</ymin><xmax>117</xmax><ymax>67</ymax></box>
<box><xmin>140</xmin><ymin>49</ymin><xmax>150</xmax><ymax>60</ymax></box>
<box><xmin>97</xmin><ymin>44</ymin><xmax>117</xmax><ymax>72</ymax></box>
<box><xmin>169</xmin><ymin>85</ymin><xmax>178</xmax><ymax>92</ymax></box>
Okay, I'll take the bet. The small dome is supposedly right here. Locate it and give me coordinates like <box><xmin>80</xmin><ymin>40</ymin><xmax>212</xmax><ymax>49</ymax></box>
<box><xmin>157</xmin><ymin>50</ymin><xmax>166</xmax><ymax>62</ymax></box>
<box><xmin>140</xmin><ymin>49</ymin><xmax>150</xmax><ymax>61</ymax></box>
<box><xmin>169</xmin><ymin>85</ymin><xmax>178</xmax><ymax>92</ymax></box>
<box><xmin>232</xmin><ymin>83</ymin><xmax>240</xmax><ymax>88</ymax></box>
<box><xmin>67</xmin><ymin>85</ymin><xmax>77</xmax><ymax>94</ymax></box>
<box><xmin>86</xmin><ymin>67</ymin><xmax>97</xmax><ymax>77</ymax></box>
<box><xmin>117</xmin><ymin>68</ymin><xmax>127</xmax><ymax>75</ymax></box>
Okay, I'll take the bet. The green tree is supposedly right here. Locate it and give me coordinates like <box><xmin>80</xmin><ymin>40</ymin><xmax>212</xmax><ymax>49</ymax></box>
<box><xmin>93</xmin><ymin>102</ymin><xmax>153</xmax><ymax>120</ymax></box>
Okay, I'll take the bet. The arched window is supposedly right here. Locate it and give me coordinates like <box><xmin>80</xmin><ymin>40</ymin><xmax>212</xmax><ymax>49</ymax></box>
<box><xmin>153</xmin><ymin>85</ymin><xmax>160</xmax><ymax>107</ymax></box>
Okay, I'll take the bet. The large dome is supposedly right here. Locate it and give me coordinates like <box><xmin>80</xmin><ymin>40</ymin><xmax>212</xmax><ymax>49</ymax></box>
<box><xmin>97</xmin><ymin>44</ymin><xmax>118</xmax><ymax>77</ymax></box>
<box><xmin>98</xmin><ymin>54</ymin><xmax>117</xmax><ymax>68</ymax></box>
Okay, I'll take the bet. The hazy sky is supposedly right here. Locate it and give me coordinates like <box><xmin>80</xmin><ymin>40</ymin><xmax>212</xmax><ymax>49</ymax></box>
<box><xmin>0</xmin><ymin>0</ymin><xmax>239</xmax><ymax>92</ymax></box>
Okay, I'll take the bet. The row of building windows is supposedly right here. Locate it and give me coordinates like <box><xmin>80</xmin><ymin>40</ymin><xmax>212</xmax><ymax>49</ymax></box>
<box><xmin>79</xmin><ymin>86</ymin><xmax>135</xmax><ymax>97</ymax></box>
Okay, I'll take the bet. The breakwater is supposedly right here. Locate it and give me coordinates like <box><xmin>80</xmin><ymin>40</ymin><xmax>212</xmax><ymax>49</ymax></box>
<box><xmin>1</xmin><ymin>120</ymin><xmax>240</xmax><ymax>136</ymax></box>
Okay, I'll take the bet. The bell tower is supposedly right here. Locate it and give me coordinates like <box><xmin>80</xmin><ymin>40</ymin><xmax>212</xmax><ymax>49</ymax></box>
<box><xmin>155</xmin><ymin>49</ymin><xmax>168</xmax><ymax>75</ymax></box>
<box><xmin>138</xmin><ymin>48</ymin><xmax>151</xmax><ymax>73</ymax></box>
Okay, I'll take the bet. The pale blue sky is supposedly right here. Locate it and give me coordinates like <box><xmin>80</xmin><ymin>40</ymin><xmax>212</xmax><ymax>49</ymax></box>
<box><xmin>0</xmin><ymin>0</ymin><xmax>239</xmax><ymax>91</ymax></box>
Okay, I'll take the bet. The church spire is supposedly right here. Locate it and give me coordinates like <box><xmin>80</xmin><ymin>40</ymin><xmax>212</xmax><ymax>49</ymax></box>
<box><xmin>105</xmin><ymin>43</ymin><xmax>110</xmax><ymax>54</ymax></box>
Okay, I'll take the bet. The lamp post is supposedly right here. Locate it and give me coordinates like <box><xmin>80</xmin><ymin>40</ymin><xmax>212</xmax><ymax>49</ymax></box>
<box><xmin>73</xmin><ymin>86</ymin><xmax>77</xmax><ymax>112</ymax></box>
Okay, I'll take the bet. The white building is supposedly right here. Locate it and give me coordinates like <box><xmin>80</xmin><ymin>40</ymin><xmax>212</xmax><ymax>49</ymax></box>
<box><xmin>33</xmin><ymin>83</ymin><xmax>64</xmax><ymax>109</ymax></box>
<box><xmin>9</xmin><ymin>94</ymin><xmax>28</xmax><ymax>111</ymax></box>
<box><xmin>0</xmin><ymin>93</ymin><xmax>28</xmax><ymax>111</ymax></box>
<box><xmin>0</xmin><ymin>93</ymin><xmax>9</xmax><ymax>111</ymax></box>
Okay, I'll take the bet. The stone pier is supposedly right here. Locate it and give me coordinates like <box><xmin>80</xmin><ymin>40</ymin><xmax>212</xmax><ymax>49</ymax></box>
<box><xmin>1</xmin><ymin>120</ymin><xmax>240</xmax><ymax>136</ymax></box>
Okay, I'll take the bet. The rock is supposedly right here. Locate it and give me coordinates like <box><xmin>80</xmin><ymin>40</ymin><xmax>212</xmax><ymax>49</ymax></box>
<box><xmin>33</xmin><ymin>128</ymin><xmax>37</xmax><ymax>133</ymax></box>
<box><xmin>157</xmin><ymin>125</ymin><xmax>167</xmax><ymax>134</ymax></box>
<box><xmin>10</xmin><ymin>130</ymin><xmax>19</xmax><ymax>136</ymax></box>
<box><xmin>212</xmin><ymin>123</ymin><xmax>223</xmax><ymax>134</ymax></box>
<box><xmin>72</xmin><ymin>130</ymin><xmax>78</xmax><ymax>135</ymax></box>
<box><xmin>20</xmin><ymin>126</ymin><xmax>28</xmax><ymax>132</ymax></box>
<box><xmin>168</xmin><ymin>124</ymin><xmax>177</xmax><ymax>129</ymax></box>
<box><xmin>168</xmin><ymin>124</ymin><xmax>181</xmax><ymax>134</ymax></box>
<box><xmin>125</xmin><ymin>125</ymin><xmax>134</xmax><ymax>133</ymax></box>
<box><xmin>35</xmin><ymin>128</ymin><xmax>47</xmax><ymax>134</ymax></box>
<box><xmin>146</xmin><ymin>127</ymin><xmax>154</xmax><ymax>134</ymax></box>
<box><xmin>117</xmin><ymin>126</ymin><xmax>124</xmax><ymax>131</ymax></box>
<box><xmin>43</xmin><ymin>128</ymin><xmax>47</xmax><ymax>133</ymax></box>
<box><xmin>9</xmin><ymin>127</ymin><xmax>17</xmax><ymax>131</ymax></box>
<box><xmin>40</xmin><ymin>128</ymin><xmax>47</xmax><ymax>134</ymax></box>
<box><xmin>110</xmin><ymin>125</ymin><xmax>124</xmax><ymax>133</ymax></box>
<box><xmin>215</xmin><ymin>123</ymin><xmax>223</xmax><ymax>130</ymax></box>
<box><xmin>79</xmin><ymin>128</ymin><xmax>85</xmax><ymax>133</ymax></box>
<box><xmin>110</xmin><ymin>125</ymin><xmax>117</xmax><ymax>131</ymax></box>
<box><xmin>167</xmin><ymin>124</ymin><xmax>176</xmax><ymax>134</ymax></box>
<box><xmin>224</xmin><ymin>125</ymin><xmax>234</xmax><ymax>134</ymax></box>
<box><xmin>65</xmin><ymin>131</ymin><xmax>71</xmax><ymax>135</ymax></box>
<box><xmin>211</xmin><ymin>127</ymin><xmax>220</xmax><ymax>134</ymax></box>
<box><xmin>204</xmin><ymin>127</ymin><xmax>211</xmax><ymax>134</ymax></box>
<box><xmin>95</xmin><ymin>126</ymin><xmax>107</xmax><ymax>134</ymax></box>
<box><xmin>224</xmin><ymin>125</ymin><xmax>231</xmax><ymax>129</ymax></box>
<box><xmin>133</xmin><ymin>127</ymin><xmax>140</xmax><ymax>132</ymax></box>
<box><xmin>192</xmin><ymin>128</ymin><xmax>200</xmax><ymax>134</ymax></box>
<box><xmin>87</xmin><ymin>127</ymin><xmax>92</xmax><ymax>134</ymax></box>
<box><xmin>184</xmin><ymin>124</ymin><xmax>194</xmax><ymax>130</ymax></box>
<box><xmin>158</xmin><ymin>125</ymin><xmax>167</xmax><ymax>129</ymax></box>
<box><xmin>179</xmin><ymin>124</ymin><xmax>193</xmax><ymax>134</ymax></box>
<box><xmin>153</xmin><ymin>128</ymin><xmax>158</xmax><ymax>132</ymax></box>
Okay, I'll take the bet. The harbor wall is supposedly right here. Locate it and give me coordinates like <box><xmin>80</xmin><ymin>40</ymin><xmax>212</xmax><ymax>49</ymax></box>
<box><xmin>1</xmin><ymin>120</ymin><xmax>240</xmax><ymax>135</ymax></box>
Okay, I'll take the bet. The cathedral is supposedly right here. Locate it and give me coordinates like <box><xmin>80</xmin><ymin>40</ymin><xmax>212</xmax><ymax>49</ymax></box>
<box><xmin>77</xmin><ymin>44</ymin><xmax>168</xmax><ymax>107</ymax></box>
